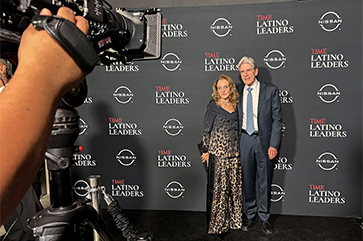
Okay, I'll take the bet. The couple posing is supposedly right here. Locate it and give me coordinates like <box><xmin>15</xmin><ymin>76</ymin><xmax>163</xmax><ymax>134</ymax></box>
<box><xmin>201</xmin><ymin>56</ymin><xmax>283</xmax><ymax>239</ymax></box>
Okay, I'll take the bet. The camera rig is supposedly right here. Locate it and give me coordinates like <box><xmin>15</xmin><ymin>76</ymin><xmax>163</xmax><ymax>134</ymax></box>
<box><xmin>0</xmin><ymin>1</ymin><xmax>161</xmax><ymax>240</ymax></box>
<box><xmin>0</xmin><ymin>0</ymin><xmax>162</xmax><ymax>66</ymax></box>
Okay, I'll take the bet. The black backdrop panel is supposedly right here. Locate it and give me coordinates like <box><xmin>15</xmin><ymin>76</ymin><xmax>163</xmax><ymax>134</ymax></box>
<box><xmin>71</xmin><ymin>0</ymin><xmax>362</xmax><ymax>217</ymax></box>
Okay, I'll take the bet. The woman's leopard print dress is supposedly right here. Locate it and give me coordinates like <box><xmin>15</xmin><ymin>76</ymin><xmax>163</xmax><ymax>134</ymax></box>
<box><xmin>202</xmin><ymin>101</ymin><xmax>243</xmax><ymax>234</ymax></box>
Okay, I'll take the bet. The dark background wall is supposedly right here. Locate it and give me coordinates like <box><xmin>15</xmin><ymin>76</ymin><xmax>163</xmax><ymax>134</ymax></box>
<box><xmin>108</xmin><ymin>0</ymin><xmax>295</xmax><ymax>8</ymax></box>
<box><xmin>71</xmin><ymin>0</ymin><xmax>362</xmax><ymax>218</ymax></box>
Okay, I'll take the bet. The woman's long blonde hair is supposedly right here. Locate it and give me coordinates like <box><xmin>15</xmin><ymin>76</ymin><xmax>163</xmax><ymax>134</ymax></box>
<box><xmin>212</xmin><ymin>75</ymin><xmax>239</xmax><ymax>109</ymax></box>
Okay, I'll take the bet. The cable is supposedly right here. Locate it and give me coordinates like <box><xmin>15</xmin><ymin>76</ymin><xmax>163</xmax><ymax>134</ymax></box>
<box><xmin>107</xmin><ymin>200</ymin><xmax>138</xmax><ymax>241</ymax></box>
<box><xmin>101</xmin><ymin>188</ymin><xmax>152</xmax><ymax>241</ymax></box>
<box><xmin>2</xmin><ymin>202</ymin><xmax>23</xmax><ymax>241</ymax></box>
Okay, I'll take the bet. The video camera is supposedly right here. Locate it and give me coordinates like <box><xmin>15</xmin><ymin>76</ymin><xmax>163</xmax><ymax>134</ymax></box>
<box><xmin>0</xmin><ymin>0</ymin><xmax>162</xmax><ymax>65</ymax></box>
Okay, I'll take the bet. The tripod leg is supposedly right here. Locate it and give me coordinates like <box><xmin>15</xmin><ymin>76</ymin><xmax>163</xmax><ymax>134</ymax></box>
<box><xmin>89</xmin><ymin>215</ymin><xmax>117</xmax><ymax>241</ymax></box>
<box><xmin>28</xmin><ymin>202</ymin><xmax>116</xmax><ymax>241</ymax></box>
<box><xmin>33</xmin><ymin>224</ymin><xmax>74</xmax><ymax>241</ymax></box>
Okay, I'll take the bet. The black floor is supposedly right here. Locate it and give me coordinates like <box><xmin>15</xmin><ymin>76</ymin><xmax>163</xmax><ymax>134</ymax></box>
<box><xmin>102</xmin><ymin>209</ymin><xmax>362</xmax><ymax>241</ymax></box>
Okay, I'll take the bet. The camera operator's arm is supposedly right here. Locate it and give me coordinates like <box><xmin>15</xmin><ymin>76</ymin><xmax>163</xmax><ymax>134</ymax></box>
<box><xmin>0</xmin><ymin>7</ymin><xmax>88</xmax><ymax>225</ymax></box>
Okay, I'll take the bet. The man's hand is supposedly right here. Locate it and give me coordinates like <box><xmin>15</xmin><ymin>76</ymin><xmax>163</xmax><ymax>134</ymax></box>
<box><xmin>16</xmin><ymin>7</ymin><xmax>89</xmax><ymax>96</ymax></box>
<box><xmin>268</xmin><ymin>147</ymin><xmax>278</xmax><ymax>160</ymax></box>
<box><xmin>0</xmin><ymin>7</ymin><xmax>90</xmax><ymax>225</ymax></box>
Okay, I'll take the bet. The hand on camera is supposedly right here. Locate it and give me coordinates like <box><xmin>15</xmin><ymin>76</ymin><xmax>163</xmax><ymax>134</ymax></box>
<box><xmin>16</xmin><ymin>7</ymin><xmax>89</xmax><ymax>96</ymax></box>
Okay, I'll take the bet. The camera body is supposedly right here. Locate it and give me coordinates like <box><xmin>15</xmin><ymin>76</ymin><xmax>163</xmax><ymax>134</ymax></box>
<box><xmin>0</xmin><ymin>0</ymin><xmax>162</xmax><ymax>65</ymax></box>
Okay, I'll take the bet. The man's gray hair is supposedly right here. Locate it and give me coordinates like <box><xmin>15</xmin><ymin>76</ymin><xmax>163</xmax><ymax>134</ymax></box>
<box><xmin>237</xmin><ymin>56</ymin><xmax>257</xmax><ymax>69</ymax></box>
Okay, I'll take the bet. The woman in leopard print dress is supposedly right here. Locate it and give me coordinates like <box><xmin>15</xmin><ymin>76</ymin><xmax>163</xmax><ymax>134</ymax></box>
<box><xmin>201</xmin><ymin>75</ymin><xmax>243</xmax><ymax>239</ymax></box>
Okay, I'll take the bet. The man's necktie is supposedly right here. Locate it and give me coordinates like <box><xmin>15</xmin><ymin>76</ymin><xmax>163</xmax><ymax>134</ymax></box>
<box><xmin>246</xmin><ymin>87</ymin><xmax>254</xmax><ymax>135</ymax></box>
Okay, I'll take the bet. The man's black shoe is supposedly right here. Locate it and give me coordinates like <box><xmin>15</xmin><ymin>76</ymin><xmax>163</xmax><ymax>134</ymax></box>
<box><xmin>241</xmin><ymin>218</ymin><xmax>256</xmax><ymax>231</ymax></box>
<box><xmin>262</xmin><ymin>221</ymin><xmax>274</xmax><ymax>234</ymax></box>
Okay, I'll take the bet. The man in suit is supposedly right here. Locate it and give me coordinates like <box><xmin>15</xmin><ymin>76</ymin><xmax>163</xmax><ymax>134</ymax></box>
<box><xmin>237</xmin><ymin>56</ymin><xmax>282</xmax><ymax>234</ymax></box>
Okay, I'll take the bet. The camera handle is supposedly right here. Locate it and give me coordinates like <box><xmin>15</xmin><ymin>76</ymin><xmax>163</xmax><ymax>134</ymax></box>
<box><xmin>31</xmin><ymin>15</ymin><xmax>99</xmax><ymax>74</ymax></box>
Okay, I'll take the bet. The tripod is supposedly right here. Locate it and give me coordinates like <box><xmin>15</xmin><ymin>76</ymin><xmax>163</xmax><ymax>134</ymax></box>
<box><xmin>27</xmin><ymin>103</ymin><xmax>116</xmax><ymax>241</ymax></box>
<box><xmin>27</xmin><ymin>83</ymin><xmax>152</xmax><ymax>241</ymax></box>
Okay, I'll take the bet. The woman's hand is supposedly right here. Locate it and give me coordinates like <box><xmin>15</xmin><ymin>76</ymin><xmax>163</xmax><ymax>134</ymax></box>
<box><xmin>201</xmin><ymin>153</ymin><xmax>210</xmax><ymax>167</ymax></box>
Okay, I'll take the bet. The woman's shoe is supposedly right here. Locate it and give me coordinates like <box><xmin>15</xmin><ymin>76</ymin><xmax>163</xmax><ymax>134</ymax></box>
<box><xmin>216</xmin><ymin>232</ymin><xmax>226</xmax><ymax>240</ymax></box>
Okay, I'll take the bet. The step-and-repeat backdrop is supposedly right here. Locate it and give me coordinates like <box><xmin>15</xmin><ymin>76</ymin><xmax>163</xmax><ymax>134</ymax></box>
<box><xmin>70</xmin><ymin>0</ymin><xmax>362</xmax><ymax>217</ymax></box>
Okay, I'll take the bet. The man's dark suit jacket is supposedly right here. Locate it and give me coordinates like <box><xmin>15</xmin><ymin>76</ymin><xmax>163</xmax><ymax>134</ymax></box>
<box><xmin>237</xmin><ymin>81</ymin><xmax>283</xmax><ymax>158</ymax></box>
